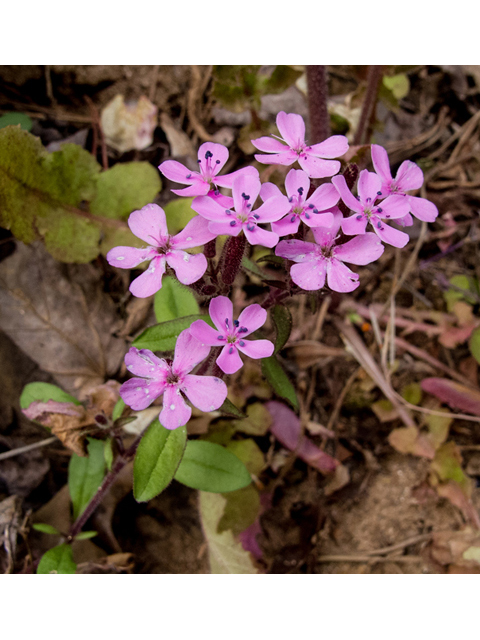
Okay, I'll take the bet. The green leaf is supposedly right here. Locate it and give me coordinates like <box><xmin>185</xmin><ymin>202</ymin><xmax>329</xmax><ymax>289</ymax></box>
<box><xmin>174</xmin><ymin>440</ymin><xmax>251</xmax><ymax>493</ymax></box>
<box><xmin>104</xmin><ymin>438</ymin><xmax>114</xmax><ymax>471</ymax></box>
<box><xmin>444</xmin><ymin>275</ymin><xmax>479</xmax><ymax>311</ymax></box>
<box><xmin>133</xmin><ymin>419</ymin><xmax>187</xmax><ymax>502</ymax></box>
<box><xmin>401</xmin><ymin>383</ymin><xmax>423</xmax><ymax>405</ymax></box>
<box><xmin>154</xmin><ymin>276</ymin><xmax>199</xmax><ymax>323</ymax></box>
<box><xmin>68</xmin><ymin>438</ymin><xmax>107</xmax><ymax>521</ymax></box>
<box><xmin>32</xmin><ymin>523</ymin><xmax>61</xmax><ymax>535</ymax></box>
<box><xmin>163</xmin><ymin>197</ymin><xmax>196</xmax><ymax>235</ymax></box>
<box><xmin>383</xmin><ymin>74</ymin><xmax>410</xmax><ymax>100</ymax></box>
<box><xmin>263</xmin><ymin>65</ymin><xmax>303</xmax><ymax>95</ymax></box>
<box><xmin>0</xmin><ymin>113</ymin><xmax>33</xmax><ymax>131</ymax></box>
<box><xmin>217</xmin><ymin>484</ymin><xmax>261</xmax><ymax>536</ymax></box>
<box><xmin>232</xmin><ymin>402</ymin><xmax>272</xmax><ymax>436</ymax></box>
<box><xmin>90</xmin><ymin>162</ymin><xmax>161</xmax><ymax>220</ymax></box>
<box><xmin>199</xmin><ymin>491</ymin><xmax>259</xmax><ymax>574</ymax></box>
<box><xmin>218</xmin><ymin>397</ymin><xmax>247</xmax><ymax>419</ymax></box>
<box><xmin>271</xmin><ymin>304</ymin><xmax>292</xmax><ymax>354</ymax></box>
<box><xmin>241</xmin><ymin>256</ymin><xmax>267</xmax><ymax>278</ymax></box>
<box><xmin>226</xmin><ymin>438</ymin><xmax>265</xmax><ymax>476</ymax></box>
<box><xmin>112</xmin><ymin>398</ymin><xmax>126</xmax><ymax>422</ymax></box>
<box><xmin>36</xmin><ymin>544</ymin><xmax>77</xmax><ymax>574</ymax></box>
<box><xmin>133</xmin><ymin>314</ymin><xmax>214</xmax><ymax>352</ymax></box>
<box><xmin>261</xmin><ymin>356</ymin><xmax>299</xmax><ymax>410</ymax></box>
<box><xmin>20</xmin><ymin>382</ymin><xmax>80</xmax><ymax>410</ymax></box>
<box><xmin>469</xmin><ymin>327</ymin><xmax>480</xmax><ymax>365</ymax></box>
<box><xmin>74</xmin><ymin>530</ymin><xmax>98</xmax><ymax>540</ymax></box>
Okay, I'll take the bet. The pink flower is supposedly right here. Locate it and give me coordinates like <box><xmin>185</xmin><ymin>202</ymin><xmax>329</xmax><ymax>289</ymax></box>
<box><xmin>191</xmin><ymin>172</ymin><xmax>290</xmax><ymax>249</ymax></box>
<box><xmin>189</xmin><ymin>296</ymin><xmax>274</xmax><ymax>375</ymax></box>
<box><xmin>275</xmin><ymin>209</ymin><xmax>384</xmax><ymax>292</ymax></box>
<box><xmin>159</xmin><ymin>142</ymin><xmax>256</xmax><ymax>207</ymax></box>
<box><xmin>260</xmin><ymin>169</ymin><xmax>339</xmax><ymax>236</ymax></box>
<box><xmin>371</xmin><ymin>144</ymin><xmax>438</xmax><ymax>224</ymax></box>
<box><xmin>332</xmin><ymin>170</ymin><xmax>411</xmax><ymax>248</ymax></box>
<box><xmin>251</xmin><ymin>111</ymin><xmax>349</xmax><ymax>178</ymax></box>
<box><xmin>107</xmin><ymin>204</ymin><xmax>216</xmax><ymax>298</ymax></box>
<box><xmin>120</xmin><ymin>330</ymin><xmax>227</xmax><ymax>430</ymax></box>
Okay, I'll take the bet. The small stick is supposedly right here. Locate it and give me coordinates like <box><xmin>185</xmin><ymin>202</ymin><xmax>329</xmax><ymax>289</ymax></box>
<box><xmin>0</xmin><ymin>437</ymin><xmax>58</xmax><ymax>462</ymax></box>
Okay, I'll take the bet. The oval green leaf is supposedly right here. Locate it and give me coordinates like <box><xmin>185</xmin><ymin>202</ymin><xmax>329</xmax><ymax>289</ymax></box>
<box><xmin>20</xmin><ymin>382</ymin><xmax>80</xmax><ymax>410</ymax></box>
<box><xmin>174</xmin><ymin>440</ymin><xmax>251</xmax><ymax>493</ymax></box>
<box><xmin>32</xmin><ymin>523</ymin><xmax>61</xmax><ymax>535</ymax></box>
<box><xmin>37</xmin><ymin>544</ymin><xmax>77</xmax><ymax>574</ymax></box>
<box><xmin>154</xmin><ymin>276</ymin><xmax>199</xmax><ymax>324</ymax></box>
<box><xmin>133</xmin><ymin>314</ymin><xmax>214</xmax><ymax>352</ymax></box>
<box><xmin>271</xmin><ymin>304</ymin><xmax>292</xmax><ymax>354</ymax></box>
<box><xmin>133</xmin><ymin>419</ymin><xmax>187</xmax><ymax>502</ymax></box>
<box><xmin>261</xmin><ymin>355</ymin><xmax>299</xmax><ymax>410</ymax></box>
<box><xmin>469</xmin><ymin>327</ymin><xmax>480</xmax><ymax>365</ymax></box>
<box><xmin>68</xmin><ymin>438</ymin><xmax>107</xmax><ymax>520</ymax></box>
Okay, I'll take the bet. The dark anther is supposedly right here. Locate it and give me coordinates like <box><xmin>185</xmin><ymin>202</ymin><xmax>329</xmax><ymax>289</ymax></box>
<box><xmin>234</xmin><ymin>319</ymin><xmax>239</xmax><ymax>327</ymax></box>
<box><xmin>356</xmin><ymin>215</ymin><xmax>363</xmax><ymax>220</ymax></box>
<box><xmin>377</xmin><ymin>221</ymin><xmax>382</xmax><ymax>228</ymax></box>
<box><xmin>253</xmin><ymin>214</ymin><xmax>260</xmax><ymax>219</ymax></box>
<box><xmin>298</xmin><ymin>187</ymin><xmax>304</xmax><ymax>195</ymax></box>
<box><xmin>205</xmin><ymin>150</ymin><xmax>213</xmax><ymax>159</ymax></box>
<box><xmin>217</xmin><ymin>335</ymin><xmax>224</xmax><ymax>340</ymax></box>
<box><xmin>186</xmin><ymin>174</ymin><xmax>192</xmax><ymax>179</ymax></box>
<box><xmin>377</xmin><ymin>207</ymin><xmax>383</xmax><ymax>213</ymax></box>
<box><xmin>239</xmin><ymin>340</ymin><xmax>245</xmax><ymax>347</ymax></box>
<box><xmin>305</xmin><ymin>213</ymin><xmax>310</xmax><ymax>219</ymax></box>
<box><xmin>230</xmin><ymin>220</ymin><xmax>236</xmax><ymax>226</ymax></box>
<box><xmin>229</xmin><ymin>347</ymin><xmax>234</xmax><ymax>354</ymax></box>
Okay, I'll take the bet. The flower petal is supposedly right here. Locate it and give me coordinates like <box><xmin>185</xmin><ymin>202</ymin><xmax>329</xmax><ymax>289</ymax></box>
<box><xmin>128</xmin><ymin>203</ymin><xmax>168</xmax><ymax>245</ymax></box>
<box><xmin>172</xmin><ymin>215</ymin><xmax>217</xmax><ymax>250</ymax></box>
<box><xmin>373</xmin><ymin>220</ymin><xmax>409</xmax><ymax>248</ymax></box>
<box><xmin>158</xmin><ymin>160</ymin><xmax>197</xmax><ymax>185</ymax></box>
<box><xmin>189</xmin><ymin>319</ymin><xmax>224</xmax><ymax>346</ymax></box>
<box><xmin>107</xmin><ymin>245</ymin><xmax>157</xmax><ymax>269</ymax></box>
<box><xmin>276</xmin><ymin>111</ymin><xmax>305</xmax><ymax>148</ymax></box>
<box><xmin>129</xmin><ymin>255</ymin><xmax>166</xmax><ymax>298</ymax></box>
<box><xmin>172</xmin><ymin>329</ymin><xmax>210</xmax><ymax>375</ymax></box>
<box><xmin>311</xmin><ymin>209</ymin><xmax>343</xmax><ymax>246</ymax></box>
<box><xmin>120</xmin><ymin>377</ymin><xmax>165</xmax><ymax>411</ymax></box>
<box><xmin>395</xmin><ymin>160</ymin><xmax>424</xmax><ymax>191</ymax></box>
<box><xmin>326</xmin><ymin>259</ymin><xmax>359</xmax><ymax>293</ymax></box>
<box><xmin>341</xmin><ymin>214</ymin><xmax>368</xmax><ymax>236</ymax></box>
<box><xmin>260</xmin><ymin>182</ymin><xmax>282</xmax><ymax>201</ymax></box>
<box><xmin>254</xmin><ymin>151</ymin><xmax>298</xmax><ymax>166</ymax></box>
<box><xmin>198</xmin><ymin>142</ymin><xmax>229</xmax><ymax>175</ymax></box>
<box><xmin>290</xmin><ymin>260</ymin><xmax>326</xmax><ymax>290</ymax></box>
<box><xmin>303</xmin><ymin>210</ymin><xmax>334</xmax><ymax>228</ymax></box>
<box><xmin>298</xmin><ymin>156</ymin><xmax>341</xmax><ymax>179</ymax></box>
<box><xmin>331</xmin><ymin>175</ymin><xmax>362</xmax><ymax>212</ymax></box>
<box><xmin>357</xmin><ymin>170</ymin><xmax>382</xmax><ymax>203</ymax></box>
<box><xmin>191</xmin><ymin>195</ymin><xmax>227</xmax><ymax>221</ymax></box>
<box><xmin>232</xmin><ymin>173</ymin><xmax>261</xmax><ymax>213</ymax></box>
<box><xmin>307</xmin><ymin>182</ymin><xmax>340</xmax><ymax>211</ymax></box>
<box><xmin>308</xmin><ymin>135</ymin><xmax>349</xmax><ymax>159</ymax></box>
<box><xmin>216</xmin><ymin>344</ymin><xmax>243</xmax><ymax>374</ymax></box>
<box><xmin>209</xmin><ymin>296</ymin><xmax>233</xmax><ymax>332</ymax></box>
<box><xmin>166</xmin><ymin>250</ymin><xmax>207</xmax><ymax>285</ymax></box>
<box><xmin>254</xmin><ymin>195</ymin><xmax>291</xmax><ymax>223</ymax></box>
<box><xmin>334</xmin><ymin>233</ymin><xmax>384</xmax><ymax>266</ymax></box>
<box><xmin>379</xmin><ymin>194</ymin><xmax>411</xmax><ymax>219</ymax></box>
<box><xmin>407</xmin><ymin>195</ymin><xmax>438</xmax><ymax>222</ymax></box>
<box><xmin>370</xmin><ymin>144</ymin><xmax>392</xmax><ymax>184</ymax></box>
<box><xmin>244</xmin><ymin>225</ymin><xmax>279</xmax><ymax>248</ymax></box>
<box><xmin>124</xmin><ymin>347</ymin><xmax>169</xmax><ymax>379</ymax></box>
<box><xmin>272</xmin><ymin>215</ymin><xmax>300</xmax><ymax>237</ymax></box>
<box><xmin>237</xmin><ymin>339</ymin><xmax>274</xmax><ymax>360</ymax></box>
<box><xmin>237</xmin><ymin>304</ymin><xmax>267</xmax><ymax>335</ymax></box>
<box><xmin>181</xmin><ymin>374</ymin><xmax>228</xmax><ymax>412</ymax></box>
<box><xmin>275</xmin><ymin>239</ymin><xmax>316</xmax><ymax>261</ymax></box>
<box><xmin>208</xmin><ymin>220</ymin><xmax>243</xmax><ymax>237</ymax></box>
<box><xmin>160</xmin><ymin>385</ymin><xmax>191</xmax><ymax>430</ymax></box>
<box><xmin>285</xmin><ymin>169</ymin><xmax>310</xmax><ymax>200</ymax></box>
<box><xmin>215</xmin><ymin>165</ymin><xmax>259</xmax><ymax>189</ymax></box>
<box><xmin>171</xmin><ymin>182</ymin><xmax>210</xmax><ymax>197</ymax></box>
<box><xmin>251</xmin><ymin>136</ymin><xmax>289</xmax><ymax>153</ymax></box>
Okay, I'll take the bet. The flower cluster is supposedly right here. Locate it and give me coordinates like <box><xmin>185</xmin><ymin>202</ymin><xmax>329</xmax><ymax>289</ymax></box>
<box><xmin>107</xmin><ymin>111</ymin><xmax>439</xmax><ymax>429</ymax></box>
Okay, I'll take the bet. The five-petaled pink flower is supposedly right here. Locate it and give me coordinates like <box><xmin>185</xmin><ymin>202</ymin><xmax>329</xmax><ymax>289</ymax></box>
<box><xmin>332</xmin><ymin>170</ymin><xmax>411</xmax><ymax>248</ymax></box>
<box><xmin>371</xmin><ymin>144</ymin><xmax>438</xmax><ymax>225</ymax></box>
<box><xmin>191</xmin><ymin>172</ymin><xmax>290</xmax><ymax>248</ymax></box>
<box><xmin>107</xmin><ymin>204</ymin><xmax>216</xmax><ymax>298</ymax></box>
<box><xmin>275</xmin><ymin>209</ymin><xmax>384</xmax><ymax>292</ymax></box>
<box><xmin>120</xmin><ymin>330</ymin><xmax>227</xmax><ymax>430</ymax></box>
<box><xmin>189</xmin><ymin>296</ymin><xmax>274</xmax><ymax>375</ymax></box>
<box><xmin>251</xmin><ymin>112</ymin><xmax>349</xmax><ymax>178</ymax></box>
<box><xmin>159</xmin><ymin>142</ymin><xmax>257</xmax><ymax>208</ymax></box>
<box><xmin>260</xmin><ymin>169</ymin><xmax>339</xmax><ymax>237</ymax></box>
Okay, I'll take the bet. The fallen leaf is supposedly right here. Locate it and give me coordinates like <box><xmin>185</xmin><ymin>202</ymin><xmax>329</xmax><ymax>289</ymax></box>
<box><xmin>324</xmin><ymin>464</ymin><xmax>350</xmax><ymax>496</ymax></box>
<box><xmin>101</xmin><ymin>94</ymin><xmax>157</xmax><ymax>153</ymax></box>
<box><xmin>198</xmin><ymin>491</ymin><xmax>259</xmax><ymax>574</ymax></box>
<box><xmin>421</xmin><ymin>377</ymin><xmax>480</xmax><ymax>416</ymax></box>
<box><xmin>388</xmin><ymin>426</ymin><xmax>436</xmax><ymax>459</ymax></box>
<box><xmin>266</xmin><ymin>401</ymin><xmax>338</xmax><ymax>474</ymax></box>
<box><xmin>431</xmin><ymin>527</ymin><xmax>480</xmax><ymax>570</ymax></box>
<box><xmin>0</xmin><ymin>243</ymin><xmax>125</xmax><ymax>396</ymax></box>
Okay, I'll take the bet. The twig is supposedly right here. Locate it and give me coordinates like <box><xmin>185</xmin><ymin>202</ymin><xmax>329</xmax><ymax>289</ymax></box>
<box><xmin>317</xmin><ymin>554</ymin><xmax>424</xmax><ymax>564</ymax></box>
<box><xmin>326</xmin><ymin>366</ymin><xmax>361</xmax><ymax>433</ymax></box>
<box><xmin>0</xmin><ymin>437</ymin><xmax>58</xmax><ymax>462</ymax></box>
<box><xmin>306</xmin><ymin>66</ymin><xmax>330</xmax><ymax>144</ymax></box>
<box><xmin>353</xmin><ymin>66</ymin><xmax>384</xmax><ymax>145</ymax></box>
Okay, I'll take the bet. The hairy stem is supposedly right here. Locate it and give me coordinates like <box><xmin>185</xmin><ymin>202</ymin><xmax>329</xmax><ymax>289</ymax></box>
<box><xmin>306</xmin><ymin>65</ymin><xmax>330</xmax><ymax>144</ymax></box>
<box><xmin>353</xmin><ymin>65</ymin><xmax>384</xmax><ymax>145</ymax></box>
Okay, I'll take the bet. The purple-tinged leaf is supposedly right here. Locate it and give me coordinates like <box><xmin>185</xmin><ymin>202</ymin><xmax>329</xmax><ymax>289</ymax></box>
<box><xmin>266</xmin><ymin>401</ymin><xmax>338</xmax><ymax>474</ymax></box>
<box><xmin>421</xmin><ymin>378</ymin><xmax>480</xmax><ymax>416</ymax></box>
